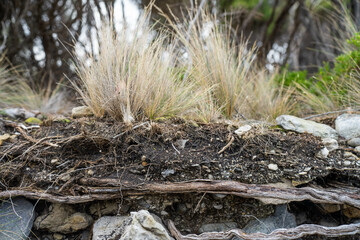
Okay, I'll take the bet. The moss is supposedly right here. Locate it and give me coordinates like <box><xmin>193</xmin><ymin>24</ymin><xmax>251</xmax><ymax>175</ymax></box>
<box><xmin>25</xmin><ymin>117</ymin><xmax>42</xmax><ymax>125</ymax></box>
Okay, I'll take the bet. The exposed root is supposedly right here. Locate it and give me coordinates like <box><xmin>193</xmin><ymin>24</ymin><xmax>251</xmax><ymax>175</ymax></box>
<box><xmin>167</xmin><ymin>220</ymin><xmax>360</xmax><ymax>240</ymax></box>
<box><xmin>2</xmin><ymin>179</ymin><xmax>360</xmax><ymax>208</ymax></box>
<box><xmin>218</xmin><ymin>136</ymin><xmax>234</xmax><ymax>154</ymax></box>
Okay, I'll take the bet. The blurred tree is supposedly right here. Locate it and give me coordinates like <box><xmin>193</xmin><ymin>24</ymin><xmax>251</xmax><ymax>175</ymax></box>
<box><xmin>0</xmin><ymin>0</ymin><xmax>116</xmax><ymax>82</ymax></box>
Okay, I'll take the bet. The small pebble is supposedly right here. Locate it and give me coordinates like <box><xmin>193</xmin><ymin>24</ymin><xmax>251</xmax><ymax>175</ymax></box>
<box><xmin>213</xmin><ymin>204</ymin><xmax>223</xmax><ymax>210</ymax></box>
<box><xmin>344</xmin><ymin>160</ymin><xmax>351</xmax><ymax>166</ymax></box>
<box><xmin>268</xmin><ymin>163</ymin><xmax>278</xmax><ymax>171</ymax></box>
<box><xmin>234</xmin><ymin>125</ymin><xmax>252</xmax><ymax>137</ymax></box>
<box><xmin>355</xmin><ymin>146</ymin><xmax>360</xmax><ymax>153</ymax></box>
<box><xmin>316</xmin><ymin>147</ymin><xmax>329</xmax><ymax>159</ymax></box>
<box><xmin>348</xmin><ymin>138</ymin><xmax>360</xmax><ymax>147</ymax></box>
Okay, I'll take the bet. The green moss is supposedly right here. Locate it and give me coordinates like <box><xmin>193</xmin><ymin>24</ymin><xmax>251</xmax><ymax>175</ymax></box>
<box><xmin>25</xmin><ymin>117</ymin><xmax>42</xmax><ymax>125</ymax></box>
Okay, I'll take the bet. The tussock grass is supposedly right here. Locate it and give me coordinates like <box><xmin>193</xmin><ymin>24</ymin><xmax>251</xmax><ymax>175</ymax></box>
<box><xmin>0</xmin><ymin>54</ymin><xmax>70</xmax><ymax>114</ymax></box>
<box><xmin>74</xmin><ymin>10</ymin><xmax>204</xmax><ymax>123</ymax></box>
<box><xmin>164</xmin><ymin>11</ymin><xmax>296</xmax><ymax>121</ymax></box>
<box><xmin>74</xmin><ymin>6</ymin><xmax>297</xmax><ymax>123</ymax></box>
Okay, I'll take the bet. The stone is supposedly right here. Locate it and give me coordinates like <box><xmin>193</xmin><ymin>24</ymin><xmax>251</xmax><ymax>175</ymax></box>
<box><xmin>344</xmin><ymin>151</ymin><xmax>359</xmax><ymax>161</ymax></box>
<box><xmin>316</xmin><ymin>147</ymin><xmax>329</xmax><ymax>159</ymax></box>
<box><xmin>2</xmin><ymin>108</ymin><xmax>36</xmax><ymax>119</ymax></box>
<box><xmin>243</xmin><ymin>204</ymin><xmax>297</xmax><ymax>234</ymax></box>
<box><xmin>268</xmin><ymin>163</ymin><xmax>278</xmax><ymax>171</ymax></box>
<box><xmin>0</xmin><ymin>197</ymin><xmax>35</xmax><ymax>240</ymax></box>
<box><xmin>348</xmin><ymin>138</ymin><xmax>360</xmax><ymax>147</ymax></box>
<box><xmin>71</xmin><ymin>106</ymin><xmax>93</xmax><ymax>118</ymax></box>
<box><xmin>344</xmin><ymin>160</ymin><xmax>352</xmax><ymax>166</ymax></box>
<box><xmin>92</xmin><ymin>216</ymin><xmax>129</xmax><ymax>240</ymax></box>
<box><xmin>343</xmin><ymin>205</ymin><xmax>360</xmax><ymax>218</ymax></box>
<box><xmin>276</xmin><ymin>115</ymin><xmax>337</xmax><ymax>139</ymax></box>
<box><xmin>0</xmin><ymin>133</ymin><xmax>10</xmax><ymax>146</ymax></box>
<box><xmin>53</xmin><ymin>233</ymin><xmax>64</xmax><ymax>240</ymax></box>
<box><xmin>34</xmin><ymin>203</ymin><xmax>93</xmax><ymax>234</ymax></box>
<box><xmin>321</xmin><ymin>203</ymin><xmax>341</xmax><ymax>213</ymax></box>
<box><xmin>335</xmin><ymin>114</ymin><xmax>360</xmax><ymax>140</ymax></box>
<box><xmin>234</xmin><ymin>125</ymin><xmax>251</xmax><ymax>137</ymax></box>
<box><xmin>355</xmin><ymin>146</ymin><xmax>360</xmax><ymax>153</ymax></box>
<box><xmin>322</xmin><ymin>138</ymin><xmax>338</xmax><ymax>152</ymax></box>
<box><xmin>161</xmin><ymin>169</ymin><xmax>175</xmax><ymax>178</ymax></box>
<box><xmin>92</xmin><ymin>210</ymin><xmax>173</xmax><ymax>240</ymax></box>
<box><xmin>199</xmin><ymin>222</ymin><xmax>238</xmax><ymax>233</ymax></box>
<box><xmin>89</xmin><ymin>201</ymin><xmax>121</xmax><ymax>217</ymax></box>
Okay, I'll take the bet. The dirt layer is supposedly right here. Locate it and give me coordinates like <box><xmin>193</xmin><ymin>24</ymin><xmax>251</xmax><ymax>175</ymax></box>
<box><xmin>1</xmin><ymin>116</ymin><xmax>360</xmax><ymax>239</ymax></box>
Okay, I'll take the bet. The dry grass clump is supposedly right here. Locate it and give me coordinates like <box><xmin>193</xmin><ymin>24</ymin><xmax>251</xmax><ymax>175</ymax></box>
<box><xmin>165</xmin><ymin>11</ymin><xmax>296</xmax><ymax>121</ymax></box>
<box><xmin>0</xmin><ymin>54</ymin><xmax>70</xmax><ymax>114</ymax></box>
<box><xmin>74</xmin><ymin>10</ymin><xmax>203</xmax><ymax>123</ymax></box>
<box><xmin>74</xmin><ymin>7</ymin><xmax>296</xmax><ymax>123</ymax></box>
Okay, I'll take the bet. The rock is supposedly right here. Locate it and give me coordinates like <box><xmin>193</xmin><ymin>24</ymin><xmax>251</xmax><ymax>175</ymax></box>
<box><xmin>161</xmin><ymin>169</ymin><xmax>175</xmax><ymax>178</ymax></box>
<box><xmin>276</xmin><ymin>115</ymin><xmax>337</xmax><ymax>139</ymax></box>
<box><xmin>0</xmin><ymin>197</ymin><xmax>35</xmax><ymax>240</ymax></box>
<box><xmin>234</xmin><ymin>125</ymin><xmax>251</xmax><ymax>137</ymax></box>
<box><xmin>335</xmin><ymin>114</ymin><xmax>360</xmax><ymax>140</ymax></box>
<box><xmin>174</xmin><ymin>139</ymin><xmax>188</xmax><ymax>149</ymax></box>
<box><xmin>199</xmin><ymin>222</ymin><xmax>238</xmax><ymax>233</ymax></box>
<box><xmin>343</xmin><ymin>151</ymin><xmax>359</xmax><ymax>161</ymax></box>
<box><xmin>343</xmin><ymin>205</ymin><xmax>360</xmax><ymax>218</ymax></box>
<box><xmin>344</xmin><ymin>160</ymin><xmax>352</xmax><ymax>166</ymax></box>
<box><xmin>316</xmin><ymin>147</ymin><xmax>329</xmax><ymax>159</ymax></box>
<box><xmin>92</xmin><ymin>210</ymin><xmax>173</xmax><ymax>240</ymax></box>
<box><xmin>2</xmin><ymin>108</ymin><xmax>36</xmax><ymax>119</ymax></box>
<box><xmin>25</xmin><ymin>117</ymin><xmax>42</xmax><ymax>125</ymax></box>
<box><xmin>321</xmin><ymin>203</ymin><xmax>341</xmax><ymax>213</ymax></box>
<box><xmin>53</xmin><ymin>233</ymin><xmax>64</xmax><ymax>240</ymax></box>
<box><xmin>34</xmin><ymin>203</ymin><xmax>93</xmax><ymax>234</ymax></box>
<box><xmin>89</xmin><ymin>201</ymin><xmax>123</xmax><ymax>217</ymax></box>
<box><xmin>243</xmin><ymin>204</ymin><xmax>297</xmax><ymax>234</ymax></box>
<box><xmin>0</xmin><ymin>133</ymin><xmax>10</xmax><ymax>146</ymax></box>
<box><xmin>268</xmin><ymin>163</ymin><xmax>278</xmax><ymax>171</ymax></box>
<box><xmin>322</xmin><ymin>138</ymin><xmax>338</xmax><ymax>152</ymax></box>
<box><xmin>355</xmin><ymin>146</ymin><xmax>360</xmax><ymax>153</ymax></box>
<box><xmin>348</xmin><ymin>138</ymin><xmax>360</xmax><ymax>147</ymax></box>
<box><xmin>92</xmin><ymin>216</ymin><xmax>129</xmax><ymax>240</ymax></box>
<box><xmin>211</xmin><ymin>193</ymin><xmax>227</xmax><ymax>200</ymax></box>
<box><xmin>71</xmin><ymin>106</ymin><xmax>93</xmax><ymax>118</ymax></box>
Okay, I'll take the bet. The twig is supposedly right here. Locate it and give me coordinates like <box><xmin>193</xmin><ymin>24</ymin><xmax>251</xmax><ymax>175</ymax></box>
<box><xmin>172</xmin><ymin>143</ymin><xmax>181</xmax><ymax>155</ymax></box>
<box><xmin>218</xmin><ymin>136</ymin><xmax>234</xmax><ymax>154</ymax></box>
<box><xmin>113</xmin><ymin>121</ymin><xmax>150</xmax><ymax>139</ymax></box>
<box><xmin>193</xmin><ymin>192</ymin><xmax>206</xmax><ymax>213</ymax></box>
<box><xmin>303</xmin><ymin>109</ymin><xmax>360</xmax><ymax>120</ymax></box>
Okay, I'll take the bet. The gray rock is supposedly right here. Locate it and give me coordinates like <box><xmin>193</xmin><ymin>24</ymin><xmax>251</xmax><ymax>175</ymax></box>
<box><xmin>2</xmin><ymin>108</ymin><xmax>36</xmax><ymax>119</ymax></box>
<box><xmin>348</xmin><ymin>138</ymin><xmax>360</xmax><ymax>147</ymax></box>
<box><xmin>71</xmin><ymin>106</ymin><xmax>93</xmax><ymax>118</ymax></box>
<box><xmin>335</xmin><ymin>114</ymin><xmax>360</xmax><ymax>140</ymax></box>
<box><xmin>355</xmin><ymin>146</ymin><xmax>360</xmax><ymax>153</ymax></box>
<box><xmin>92</xmin><ymin>216</ymin><xmax>129</xmax><ymax>240</ymax></box>
<box><xmin>161</xmin><ymin>169</ymin><xmax>175</xmax><ymax>178</ymax></box>
<box><xmin>243</xmin><ymin>205</ymin><xmax>297</xmax><ymax>234</ymax></box>
<box><xmin>322</xmin><ymin>138</ymin><xmax>338</xmax><ymax>152</ymax></box>
<box><xmin>276</xmin><ymin>115</ymin><xmax>337</xmax><ymax>139</ymax></box>
<box><xmin>343</xmin><ymin>151</ymin><xmax>359</xmax><ymax>161</ymax></box>
<box><xmin>316</xmin><ymin>147</ymin><xmax>329</xmax><ymax>159</ymax></box>
<box><xmin>234</xmin><ymin>125</ymin><xmax>251</xmax><ymax>137</ymax></box>
<box><xmin>34</xmin><ymin>203</ymin><xmax>93</xmax><ymax>234</ymax></box>
<box><xmin>0</xmin><ymin>197</ymin><xmax>35</xmax><ymax>240</ymax></box>
<box><xmin>92</xmin><ymin>210</ymin><xmax>173</xmax><ymax>240</ymax></box>
<box><xmin>199</xmin><ymin>222</ymin><xmax>238</xmax><ymax>233</ymax></box>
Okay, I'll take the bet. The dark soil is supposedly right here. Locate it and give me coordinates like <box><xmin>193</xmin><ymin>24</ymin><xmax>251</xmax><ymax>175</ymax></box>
<box><xmin>1</xmin><ymin>116</ymin><xmax>360</xmax><ymax>239</ymax></box>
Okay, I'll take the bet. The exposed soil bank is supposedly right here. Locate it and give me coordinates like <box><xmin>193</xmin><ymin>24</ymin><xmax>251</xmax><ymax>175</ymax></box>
<box><xmin>1</xmin><ymin>116</ymin><xmax>360</xmax><ymax>239</ymax></box>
